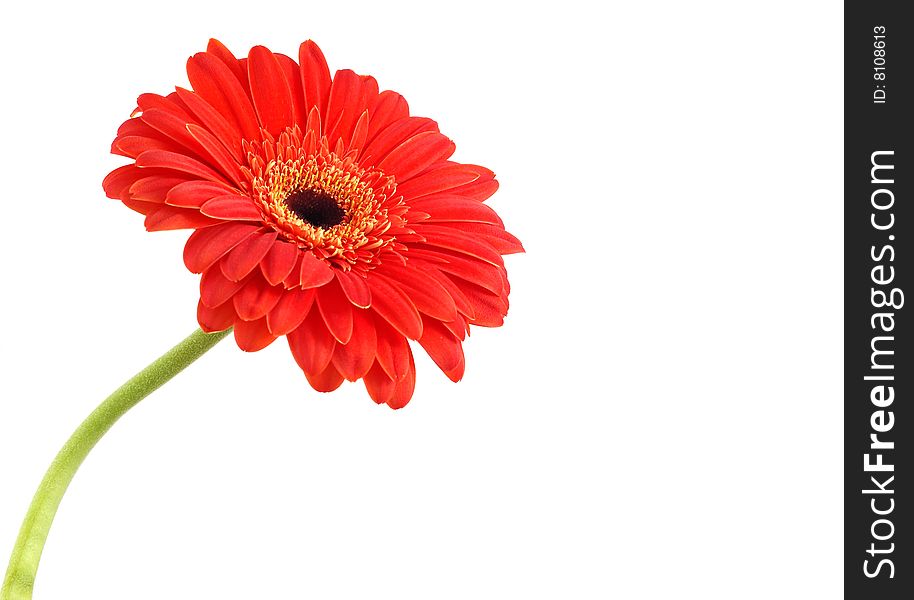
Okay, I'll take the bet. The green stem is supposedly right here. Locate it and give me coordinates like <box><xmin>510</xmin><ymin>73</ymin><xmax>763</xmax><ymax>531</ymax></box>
<box><xmin>1</xmin><ymin>327</ymin><xmax>231</xmax><ymax>600</ymax></box>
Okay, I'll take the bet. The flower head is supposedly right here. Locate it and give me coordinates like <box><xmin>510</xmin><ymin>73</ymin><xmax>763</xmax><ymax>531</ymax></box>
<box><xmin>103</xmin><ymin>39</ymin><xmax>522</xmax><ymax>408</ymax></box>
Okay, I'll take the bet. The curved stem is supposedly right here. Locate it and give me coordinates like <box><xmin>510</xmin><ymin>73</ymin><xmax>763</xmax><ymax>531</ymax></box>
<box><xmin>1</xmin><ymin>328</ymin><xmax>232</xmax><ymax>600</ymax></box>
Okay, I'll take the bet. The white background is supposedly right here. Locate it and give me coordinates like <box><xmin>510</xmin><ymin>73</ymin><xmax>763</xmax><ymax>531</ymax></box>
<box><xmin>0</xmin><ymin>1</ymin><xmax>842</xmax><ymax>598</ymax></box>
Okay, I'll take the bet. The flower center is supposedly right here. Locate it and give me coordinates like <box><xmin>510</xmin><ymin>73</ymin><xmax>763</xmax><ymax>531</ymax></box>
<box><xmin>241</xmin><ymin>126</ymin><xmax>414</xmax><ymax>276</ymax></box>
<box><xmin>283</xmin><ymin>189</ymin><xmax>346</xmax><ymax>229</ymax></box>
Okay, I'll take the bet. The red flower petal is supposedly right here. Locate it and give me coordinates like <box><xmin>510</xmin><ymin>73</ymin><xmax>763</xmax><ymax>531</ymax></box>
<box><xmin>331</xmin><ymin>308</ymin><xmax>376</xmax><ymax>381</ymax></box>
<box><xmin>395</xmin><ymin>164</ymin><xmax>482</xmax><ymax>201</ymax></box>
<box><xmin>139</xmin><ymin>107</ymin><xmax>202</xmax><ymax>155</ymax></box>
<box><xmin>205</xmin><ymin>39</ymin><xmax>248</xmax><ymax>91</ymax></box>
<box><xmin>260</xmin><ymin>240</ymin><xmax>300</xmax><ymax>286</ymax></box>
<box><xmin>388</xmin><ymin>350</ymin><xmax>416</xmax><ymax>409</ymax></box>
<box><xmin>274</xmin><ymin>53</ymin><xmax>307</xmax><ymax>130</ymax></box>
<box><xmin>365</xmin><ymin>91</ymin><xmax>409</xmax><ymax>145</ymax></box>
<box><xmin>266</xmin><ymin>288</ymin><xmax>315</xmax><ymax>336</ymax></box>
<box><xmin>363</xmin><ymin>347</ymin><xmax>416</xmax><ymax>409</ymax></box>
<box><xmin>220</xmin><ymin>229</ymin><xmax>278</xmax><ymax>281</ymax></box>
<box><xmin>324</xmin><ymin>69</ymin><xmax>360</xmax><ymax>143</ymax></box>
<box><xmin>373</xmin><ymin>268</ymin><xmax>458</xmax><ymax>322</ymax></box>
<box><xmin>137</xmin><ymin>91</ymin><xmax>193</xmax><ymax>117</ymax></box>
<box><xmin>183</xmin><ymin>223</ymin><xmax>260</xmax><ymax>273</ymax></box>
<box><xmin>305</xmin><ymin>361</ymin><xmax>344</xmax><ymax>393</ymax></box>
<box><xmin>441</xmin><ymin>314</ymin><xmax>469</xmax><ymax>341</ymax></box>
<box><xmin>460</xmin><ymin>282</ymin><xmax>508</xmax><ymax>327</ymax></box>
<box><xmin>446</xmin><ymin>222</ymin><xmax>525</xmax><ymax>255</ymax></box>
<box><xmin>144</xmin><ymin>206</ymin><xmax>219</xmax><ymax>232</ymax></box>
<box><xmin>360</xmin><ymin>117</ymin><xmax>438</xmax><ymax>166</ymax></box>
<box><xmin>234</xmin><ymin>317</ymin><xmax>277</xmax><ymax>352</ymax></box>
<box><xmin>299</xmin><ymin>252</ymin><xmax>335</xmax><ymax>289</ymax></box>
<box><xmin>197</xmin><ymin>298</ymin><xmax>235</xmax><ymax>333</ymax></box>
<box><xmin>405</xmin><ymin>248</ymin><xmax>506</xmax><ymax>295</ymax></box>
<box><xmin>288</xmin><ymin>309</ymin><xmax>335</xmax><ymax>374</ymax></box>
<box><xmin>335</xmin><ymin>271</ymin><xmax>371</xmax><ymax>308</ymax></box>
<box><xmin>136</xmin><ymin>150</ymin><xmax>229</xmax><ymax>185</ymax></box>
<box><xmin>233</xmin><ymin>277</ymin><xmax>284</xmax><ymax>321</ymax></box>
<box><xmin>103</xmin><ymin>165</ymin><xmax>144</xmax><ymax>200</ymax></box>
<box><xmin>365</xmin><ymin>275</ymin><xmax>423</xmax><ymax>340</ymax></box>
<box><xmin>185</xmin><ymin>123</ymin><xmax>244</xmax><ymax>184</ymax></box>
<box><xmin>200</xmin><ymin>194</ymin><xmax>263</xmax><ymax>221</ymax></box>
<box><xmin>186</xmin><ymin>51</ymin><xmax>260</xmax><ymax>141</ymax></box>
<box><xmin>364</xmin><ymin>362</ymin><xmax>396</xmax><ymax>405</ymax></box>
<box><xmin>376</xmin><ymin>131</ymin><xmax>455</xmax><ymax>182</ymax></box>
<box><xmin>348</xmin><ymin>110</ymin><xmax>370</xmax><ymax>155</ymax></box>
<box><xmin>176</xmin><ymin>88</ymin><xmax>244</xmax><ymax>161</ymax></box>
<box><xmin>165</xmin><ymin>180</ymin><xmax>236</xmax><ymax>208</ymax></box>
<box><xmin>129</xmin><ymin>176</ymin><xmax>188</xmax><ymax>203</ymax></box>
<box><xmin>418</xmin><ymin>317</ymin><xmax>465</xmax><ymax>382</ymax></box>
<box><xmin>283</xmin><ymin>255</ymin><xmax>304</xmax><ymax>288</ymax></box>
<box><xmin>450</xmin><ymin>167</ymin><xmax>499</xmax><ymax>201</ymax></box>
<box><xmin>413</xmin><ymin>225</ymin><xmax>504</xmax><ymax>266</ymax></box>
<box><xmin>121</xmin><ymin>198</ymin><xmax>161</xmax><ymax>215</ymax></box>
<box><xmin>324</xmin><ymin>70</ymin><xmax>378</xmax><ymax>145</ymax></box>
<box><xmin>419</xmin><ymin>266</ymin><xmax>476</xmax><ymax>320</ymax></box>
<box><xmin>298</xmin><ymin>40</ymin><xmax>332</xmax><ymax>120</ymax></box>
<box><xmin>113</xmin><ymin>134</ymin><xmax>184</xmax><ymax>158</ymax></box>
<box><xmin>373</xmin><ymin>316</ymin><xmax>411</xmax><ymax>381</ymax></box>
<box><xmin>446</xmin><ymin>353</ymin><xmax>466</xmax><ymax>384</ymax></box>
<box><xmin>200</xmin><ymin>267</ymin><xmax>248</xmax><ymax>308</ymax></box>
<box><xmin>248</xmin><ymin>46</ymin><xmax>295</xmax><ymax>137</ymax></box>
<box><xmin>115</xmin><ymin>114</ymin><xmax>166</xmax><ymax>140</ymax></box>
<box><xmin>304</xmin><ymin>105</ymin><xmax>322</xmax><ymax>143</ymax></box>
<box><xmin>315</xmin><ymin>278</ymin><xmax>354</xmax><ymax>344</ymax></box>
<box><xmin>410</xmin><ymin>195</ymin><xmax>504</xmax><ymax>225</ymax></box>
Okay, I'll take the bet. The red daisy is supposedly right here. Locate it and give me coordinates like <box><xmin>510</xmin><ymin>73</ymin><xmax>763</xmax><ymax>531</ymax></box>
<box><xmin>103</xmin><ymin>39</ymin><xmax>522</xmax><ymax>408</ymax></box>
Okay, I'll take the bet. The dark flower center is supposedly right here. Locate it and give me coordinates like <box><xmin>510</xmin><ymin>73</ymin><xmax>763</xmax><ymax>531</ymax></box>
<box><xmin>284</xmin><ymin>189</ymin><xmax>346</xmax><ymax>229</ymax></box>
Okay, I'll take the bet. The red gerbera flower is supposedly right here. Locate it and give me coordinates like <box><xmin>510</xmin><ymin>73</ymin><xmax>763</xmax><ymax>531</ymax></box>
<box><xmin>102</xmin><ymin>39</ymin><xmax>522</xmax><ymax>409</ymax></box>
